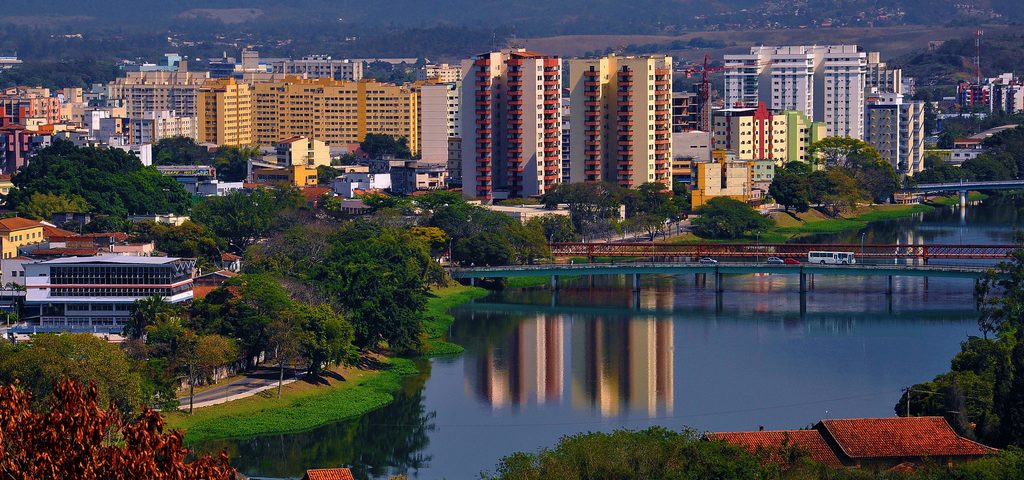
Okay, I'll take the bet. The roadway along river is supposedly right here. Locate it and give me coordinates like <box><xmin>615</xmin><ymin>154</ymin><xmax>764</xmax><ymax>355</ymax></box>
<box><xmin>195</xmin><ymin>195</ymin><xmax>1022</xmax><ymax>480</ymax></box>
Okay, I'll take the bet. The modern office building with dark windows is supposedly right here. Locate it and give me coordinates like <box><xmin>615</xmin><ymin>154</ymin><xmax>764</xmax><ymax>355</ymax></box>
<box><xmin>24</xmin><ymin>256</ymin><xmax>196</xmax><ymax>330</ymax></box>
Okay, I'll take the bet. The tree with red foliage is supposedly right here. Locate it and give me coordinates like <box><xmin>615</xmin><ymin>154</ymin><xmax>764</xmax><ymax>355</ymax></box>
<box><xmin>0</xmin><ymin>378</ymin><xmax>236</xmax><ymax>479</ymax></box>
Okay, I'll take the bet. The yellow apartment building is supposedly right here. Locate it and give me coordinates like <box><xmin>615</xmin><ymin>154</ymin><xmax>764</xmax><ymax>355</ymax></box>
<box><xmin>691</xmin><ymin>150</ymin><xmax>752</xmax><ymax>210</ymax></box>
<box><xmin>252</xmin><ymin>164</ymin><xmax>319</xmax><ymax>187</ymax></box>
<box><xmin>197</xmin><ymin>77</ymin><xmax>254</xmax><ymax>147</ymax></box>
<box><xmin>0</xmin><ymin>217</ymin><xmax>45</xmax><ymax>259</ymax></box>
<box><xmin>252</xmin><ymin>77</ymin><xmax>418</xmax><ymax>154</ymax></box>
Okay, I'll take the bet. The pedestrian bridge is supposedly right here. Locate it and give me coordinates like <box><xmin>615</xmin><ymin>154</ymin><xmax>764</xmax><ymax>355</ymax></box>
<box><xmin>903</xmin><ymin>180</ymin><xmax>1024</xmax><ymax>206</ymax></box>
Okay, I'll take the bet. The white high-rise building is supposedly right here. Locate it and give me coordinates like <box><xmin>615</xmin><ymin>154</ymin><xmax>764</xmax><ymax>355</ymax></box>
<box><xmin>724</xmin><ymin>45</ymin><xmax>867</xmax><ymax>139</ymax></box>
<box><xmin>419</xmin><ymin>83</ymin><xmax>460</xmax><ymax>163</ymax></box>
<box><xmin>865</xmin><ymin>93</ymin><xmax>925</xmax><ymax>176</ymax></box>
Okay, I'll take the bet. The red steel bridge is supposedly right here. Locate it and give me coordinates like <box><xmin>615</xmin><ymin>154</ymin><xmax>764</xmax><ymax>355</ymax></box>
<box><xmin>550</xmin><ymin>242</ymin><xmax>1015</xmax><ymax>261</ymax></box>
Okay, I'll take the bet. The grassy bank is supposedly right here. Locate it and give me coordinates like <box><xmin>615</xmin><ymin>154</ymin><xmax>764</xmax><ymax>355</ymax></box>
<box><xmin>771</xmin><ymin>203</ymin><xmax>935</xmax><ymax>238</ymax></box>
<box><xmin>167</xmin><ymin>285</ymin><xmax>488</xmax><ymax>442</ymax></box>
<box><xmin>422</xmin><ymin>283</ymin><xmax>488</xmax><ymax>356</ymax></box>
<box><xmin>165</xmin><ymin>357</ymin><xmax>418</xmax><ymax>443</ymax></box>
<box><xmin>927</xmin><ymin>192</ymin><xmax>989</xmax><ymax>206</ymax></box>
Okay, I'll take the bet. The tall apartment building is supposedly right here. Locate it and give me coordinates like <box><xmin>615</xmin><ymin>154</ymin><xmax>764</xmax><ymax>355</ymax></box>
<box><xmin>567</xmin><ymin>54</ymin><xmax>673</xmax><ymax>187</ymax></box>
<box><xmin>0</xmin><ymin>87</ymin><xmax>61</xmax><ymax>127</ymax></box>
<box><xmin>691</xmin><ymin>150</ymin><xmax>751</xmax><ymax>209</ymax></box>
<box><xmin>711</xmin><ymin>103</ymin><xmax>826</xmax><ymax>164</ymax></box>
<box><xmin>253</xmin><ymin>77</ymin><xmax>418</xmax><ymax>153</ymax></box>
<box><xmin>724</xmin><ymin>45</ymin><xmax>866</xmax><ymax>139</ymax></box>
<box><xmin>418</xmin><ymin>82</ymin><xmax>460</xmax><ymax>163</ymax></box>
<box><xmin>865</xmin><ymin>93</ymin><xmax>925</xmax><ymax>176</ymax></box>
<box><xmin>460</xmin><ymin>49</ymin><xmax>563</xmax><ymax>201</ymax></box>
<box><xmin>269</xmin><ymin>55</ymin><xmax>363</xmax><ymax>81</ymax></box>
<box><xmin>127</xmin><ymin>110</ymin><xmax>198</xmax><ymax>144</ymax></box>
<box><xmin>108</xmin><ymin>68</ymin><xmax>210</xmax><ymax>118</ymax></box>
<box><xmin>866</xmin><ymin>52</ymin><xmax>902</xmax><ymax>95</ymax></box>
<box><xmin>197</xmin><ymin>77</ymin><xmax>254</xmax><ymax>147</ymax></box>
<box><xmin>421</xmin><ymin>64</ymin><xmax>462</xmax><ymax>84</ymax></box>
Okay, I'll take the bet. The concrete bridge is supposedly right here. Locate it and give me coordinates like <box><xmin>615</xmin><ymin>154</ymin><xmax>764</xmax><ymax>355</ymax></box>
<box><xmin>449</xmin><ymin>262</ymin><xmax>994</xmax><ymax>312</ymax></box>
<box><xmin>903</xmin><ymin>180</ymin><xmax>1024</xmax><ymax>206</ymax></box>
<box><xmin>547</xmin><ymin>242</ymin><xmax>1013</xmax><ymax>260</ymax></box>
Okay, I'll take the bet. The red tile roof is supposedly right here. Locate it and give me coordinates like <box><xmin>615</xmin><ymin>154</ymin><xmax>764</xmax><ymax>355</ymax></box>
<box><xmin>0</xmin><ymin>217</ymin><xmax>42</xmax><ymax>232</ymax></box>
<box><xmin>707</xmin><ymin>430</ymin><xmax>843</xmax><ymax>467</ymax></box>
<box><xmin>221</xmin><ymin>252</ymin><xmax>241</xmax><ymax>261</ymax></box>
<box><xmin>303</xmin><ymin>468</ymin><xmax>354</xmax><ymax>480</ymax></box>
<box><xmin>818</xmin><ymin>417</ymin><xmax>995</xmax><ymax>459</ymax></box>
<box><xmin>42</xmin><ymin>225</ymin><xmax>78</xmax><ymax>239</ymax></box>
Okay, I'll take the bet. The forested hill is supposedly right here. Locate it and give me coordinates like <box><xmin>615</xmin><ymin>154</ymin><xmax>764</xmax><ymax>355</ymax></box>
<box><xmin>3</xmin><ymin>0</ymin><xmax>1023</xmax><ymax>35</ymax></box>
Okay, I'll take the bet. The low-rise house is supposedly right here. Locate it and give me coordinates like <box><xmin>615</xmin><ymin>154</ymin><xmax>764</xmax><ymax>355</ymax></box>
<box><xmin>0</xmin><ymin>217</ymin><xmax>45</xmax><ymax>260</ymax></box>
<box><xmin>221</xmin><ymin>253</ymin><xmax>242</xmax><ymax>272</ymax></box>
<box><xmin>333</xmin><ymin>172</ymin><xmax>390</xmax><ymax>198</ymax></box>
<box><xmin>303</xmin><ymin>468</ymin><xmax>354</xmax><ymax>480</ymax></box>
<box><xmin>707</xmin><ymin>416</ymin><xmax>995</xmax><ymax>470</ymax></box>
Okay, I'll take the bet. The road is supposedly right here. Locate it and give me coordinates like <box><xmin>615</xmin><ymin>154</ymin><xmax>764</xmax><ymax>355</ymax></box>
<box><xmin>177</xmin><ymin>367</ymin><xmax>304</xmax><ymax>408</ymax></box>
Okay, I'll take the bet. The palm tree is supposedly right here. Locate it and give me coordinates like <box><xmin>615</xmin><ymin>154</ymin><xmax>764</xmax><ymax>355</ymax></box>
<box><xmin>125</xmin><ymin>295</ymin><xmax>174</xmax><ymax>339</ymax></box>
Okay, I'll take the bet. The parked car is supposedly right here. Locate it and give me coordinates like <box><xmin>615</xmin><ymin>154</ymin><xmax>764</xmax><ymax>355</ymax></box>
<box><xmin>699</xmin><ymin>257</ymin><xmax>718</xmax><ymax>265</ymax></box>
<box><xmin>766</xmin><ymin>257</ymin><xmax>784</xmax><ymax>264</ymax></box>
<box><xmin>783</xmin><ymin>257</ymin><xmax>801</xmax><ymax>265</ymax></box>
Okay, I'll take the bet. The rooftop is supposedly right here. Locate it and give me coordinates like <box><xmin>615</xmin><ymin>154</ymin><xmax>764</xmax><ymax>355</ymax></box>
<box><xmin>818</xmin><ymin>417</ymin><xmax>995</xmax><ymax>459</ymax></box>
<box><xmin>706</xmin><ymin>430</ymin><xmax>842</xmax><ymax>467</ymax></box>
<box><xmin>39</xmin><ymin>255</ymin><xmax>185</xmax><ymax>265</ymax></box>
<box><xmin>303</xmin><ymin>468</ymin><xmax>354</xmax><ymax>480</ymax></box>
<box><xmin>0</xmin><ymin>217</ymin><xmax>42</xmax><ymax>233</ymax></box>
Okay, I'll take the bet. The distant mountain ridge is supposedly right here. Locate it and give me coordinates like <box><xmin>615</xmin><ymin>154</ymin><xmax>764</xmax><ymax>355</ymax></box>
<box><xmin>4</xmin><ymin>1</ymin><xmax>1022</xmax><ymax>35</ymax></box>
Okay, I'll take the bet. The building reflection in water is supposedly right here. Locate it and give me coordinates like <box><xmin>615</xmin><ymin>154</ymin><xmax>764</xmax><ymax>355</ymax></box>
<box><xmin>571</xmin><ymin>316</ymin><xmax>673</xmax><ymax>417</ymax></box>
<box><xmin>467</xmin><ymin>314</ymin><xmax>564</xmax><ymax>408</ymax></box>
<box><xmin>466</xmin><ymin>310</ymin><xmax>674</xmax><ymax>418</ymax></box>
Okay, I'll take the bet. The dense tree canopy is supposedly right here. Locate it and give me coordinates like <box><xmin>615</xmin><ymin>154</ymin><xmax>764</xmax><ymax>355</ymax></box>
<box><xmin>191</xmin><ymin>187</ymin><xmax>304</xmax><ymax>252</ymax></box>
<box><xmin>690</xmin><ymin>197</ymin><xmax>773</xmax><ymax>239</ymax></box>
<box><xmin>15</xmin><ymin>192</ymin><xmax>91</xmax><ymax>220</ymax></box>
<box><xmin>7</xmin><ymin>140</ymin><xmax>191</xmax><ymax>217</ymax></box>
<box><xmin>360</xmin><ymin>133</ymin><xmax>412</xmax><ymax>159</ymax></box>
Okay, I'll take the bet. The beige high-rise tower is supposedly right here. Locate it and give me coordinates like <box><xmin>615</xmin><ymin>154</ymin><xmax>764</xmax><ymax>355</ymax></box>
<box><xmin>568</xmin><ymin>55</ymin><xmax>672</xmax><ymax>187</ymax></box>
<box><xmin>197</xmin><ymin>77</ymin><xmax>253</xmax><ymax>147</ymax></box>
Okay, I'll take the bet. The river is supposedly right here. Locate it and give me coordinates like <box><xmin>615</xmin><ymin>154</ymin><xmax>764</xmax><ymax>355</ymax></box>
<box><xmin>196</xmin><ymin>196</ymin><xmax>1022</xmax><ymax>480</ymax></box>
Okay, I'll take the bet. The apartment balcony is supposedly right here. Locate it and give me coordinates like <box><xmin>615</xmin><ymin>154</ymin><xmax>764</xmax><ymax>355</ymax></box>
<box><xmin>475</xmin><ymin>128</ymin><xmax>491</xmax><ymax>136</ymax></box>
<box><xmin>618</xmin><ymin>139</ymin><xmax>634</xmax><ymax>147</ymax></box>
<box><xmin>584</xmin><ymin>80</ymin><xmax>601</xmax><ymax>88</ymax></box>
<box><xmin>508</xmin><ymin>99</ymin><xmax>524</xmax><ymax>106</ymax></box>
<box><xmin>585</xmin><ymin>121</ymin><xmax>601</xmax><ymax>127</ymax></box>
<box><xmin>585</xmin><ymin>100</ymin><xmax>601</xmax><ymax>107</ymax></box>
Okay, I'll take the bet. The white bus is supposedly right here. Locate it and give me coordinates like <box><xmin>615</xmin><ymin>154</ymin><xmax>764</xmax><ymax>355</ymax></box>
<box><xmin>807</xmin><ymin>251</ymin><xmax>856</xmax><ymax>265</ymax></box>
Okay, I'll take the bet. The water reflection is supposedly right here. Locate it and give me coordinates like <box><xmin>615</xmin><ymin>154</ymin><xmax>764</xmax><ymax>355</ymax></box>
<box><xmin>466</xmin><ymin>315</ymin><xmax>564</xmax><ymax>407</ymax></box>
<box><xmin>570</xmin><ymin>316</ymin><xmax>673</xmax><ymax>417</ymax></box>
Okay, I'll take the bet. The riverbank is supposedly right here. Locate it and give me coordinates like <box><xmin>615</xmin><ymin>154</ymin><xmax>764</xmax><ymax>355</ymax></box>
<box><xmin>165</xmin><ymin>356</ymin><xmax>417</xmax><ymax>443</ymax></box>
<box><xmin>423</xmin><ymin>283</ymin><xmax>488</xmax><ymax>356</ymax></box>
<box><xmin>166</xmin><ymin>284</ymin><xmax>488</xmax><ymax>443</ymax></box>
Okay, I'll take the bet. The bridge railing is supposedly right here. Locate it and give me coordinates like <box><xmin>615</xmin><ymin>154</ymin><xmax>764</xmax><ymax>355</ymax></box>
<box><xmin>549</xmin><ymin>242</ymin><xmax>1015</xmax><ymax>260</ymax></box>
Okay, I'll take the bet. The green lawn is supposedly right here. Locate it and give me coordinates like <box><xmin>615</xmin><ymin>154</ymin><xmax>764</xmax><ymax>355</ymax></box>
<box><xmin>165</xmin><ymin>357</ymin><xmax>418</xmax><ymax>443</ymax></box>
<box><xmin>166</xmin><ymin>284</ymin><xmax>489</xmax><ymax>442</ymax></box>
<box><xmin>927</xmin><ymin>192</ymin><xmax>989</xmax><ymax>207</ymax></box>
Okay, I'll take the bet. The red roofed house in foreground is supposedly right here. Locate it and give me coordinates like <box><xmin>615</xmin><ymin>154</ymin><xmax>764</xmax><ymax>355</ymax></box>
<box><xmin>303</xmin><ymin>468</ymin><xmax>354</xmax><ymax>480</ymax></box>
<box><xmin>707</xmin><ymin>417</ymin><xmax>995</xmax><ymax>470</ymax></box>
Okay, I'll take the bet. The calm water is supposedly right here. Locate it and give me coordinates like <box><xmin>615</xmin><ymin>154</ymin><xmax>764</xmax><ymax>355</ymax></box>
<box><xmin>197</xmin><ymin>197</ymin><xmax>1022</xmax><ymax>480</ymax></box>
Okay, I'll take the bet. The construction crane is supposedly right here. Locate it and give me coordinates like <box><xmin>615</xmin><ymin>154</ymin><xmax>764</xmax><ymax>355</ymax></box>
<box><xmin>677</xmin><ymin>54</ymin><xmax>767</xmax><ymax>132</ymax></box>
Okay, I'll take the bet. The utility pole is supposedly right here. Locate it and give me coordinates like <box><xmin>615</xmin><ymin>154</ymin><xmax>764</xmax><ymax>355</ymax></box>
<box><xmin>904</xmin><ymin>386</ymin><xmax>911</xmax><ymax>417</ymax></box>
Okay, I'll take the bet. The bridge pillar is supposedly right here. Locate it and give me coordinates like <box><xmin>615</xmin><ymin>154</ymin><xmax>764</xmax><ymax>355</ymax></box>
<box><xmin>550</xmin><ymin>275</ymin><xmax>559</xmax><ymax>291</ymax></box>
<box><xmin>799</xmin><ymin>268</ymin><xmax>807</xmax><ymax>294</ymax></box>
<box><xmin>470</xmin><ymin>277</ymin><xmax>477</xmax><ymax>287</ymax></box>
<box><xmin>631</xmin><ymin>273</ymin><xmax>641</xmax><ymax>293</ymax></box>
<box><xmin>959</xmin><ymin>189</ymin><xmax>968</xmax><ymax>208</ymax></box>
<box><xmin>715</xmin><ymin>268</ymin><xmax>723</xmax><ymax>293</ymax></box>
<box><xmin>886</xmin><ymin>275</ymin><xmax>893</xmax><ymax>295</ymax></box>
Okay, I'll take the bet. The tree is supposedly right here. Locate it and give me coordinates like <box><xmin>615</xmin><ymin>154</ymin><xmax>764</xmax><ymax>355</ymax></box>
<box><xmin>0</xmin><ymin>379</ymin><xmax>235</xmax><ymax>479</ymax></box>
<box><xmin>16</xmin><ymin>192</ymin><xmax>91</xmax><ymax>220</ymax></box>
<box><xmin>409</xmin><ymin>226</ymin><xmax>449</xmax><ymax>259</ymax></box>
<box><xmin>690</xmin><ymin>197</ymin><xmax>774</xmax><ymax>239</ymax></box>
<box><xmin>0</xmin><ymin>334</ymin><xmax>145</xmax><ymax>414</ymax></box>
<box><xmin>360</xmin><ymin>133</ymin><xmax>411</xmax><ymax>159</ymax></box>
<box><xmin>541</xmin><ymin>182</ymin><xmax>623</xmax><ymax>239</ymax></box>
<box><xmin>525</xmin><ymin>214</ymin><xmax>578</xmax><ymax>243</ymax></box>
<box><xmin>153</xmin><ymin>137</ymin><xmax>210</xmax><ymax>166</ymax></box>
<box><xmin>455</xmin><ymin>231</ymin><xmax>514</xmax><ymax>267</ymax></box>
<box><xmin>976</xmin><ymin>235</ymin><xmax>1024</xmax><ymax>337</ymax></box>
<box><xmin>808</xmin><ymin>137</ymin><xmax>877</xmax><ymax>168</ymax></box>
<box><xmin>126</xmin><ymin>296</ymin><xmax>176</xmax><ymax>340</ymax></box>
<box><xmin>820</xmin><ymin>170</ymin><xmax>868</xmax><ymax>217</ymax></box>
<box><xmin>211</xmin><ymin>145</ymin><xmax>260</xmax><ymax>182</ymax></box>
<box><xmin>131</xmin><ymin>220</ymin><xmax>225</xmax><ymax>269</ymax></box>
<box><xmin>191</xmin><ymin>187</ymin><xmax>304</xmax><ymax>252</ymax></box>
<box><xmin>296</xmin><ymin>304</ymin><xmax>355</xmax><ymax>376</ymax></box>
<box><xmin>768</xmin><ymin>172</ymin><xmax>810</xmax><ymax>213</ymax></box>
<box><xmin>268</xmin><ymin>317</ymin><xmax>302</xmax><ymax>398</ymax></box>
<box><xmin>6</xmin><ymin>140</ymin><xmax>191</xmax><ymax>217</ymax></box>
